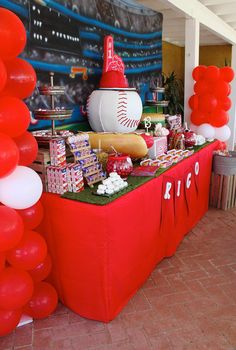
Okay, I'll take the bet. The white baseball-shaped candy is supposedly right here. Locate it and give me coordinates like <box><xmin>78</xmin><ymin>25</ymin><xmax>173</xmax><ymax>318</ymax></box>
<box><xmin>106</xmin><ymin>188</ymin><xmax>114</xmax><ymax>195</ymax></box>
<box><xmin>103</xmin><ymin>179</ymin><xmax>112</xmax><ymax>186</ymax></box>
<box><xmin>98</xmin><ymin>184</ymin><xmax>106</xmax><ymax>191</ymax></box>
<box><xmin>112</xmin><ymin>180</ymin><xmax>120</xmax><ymax>187</ymax></box>
<box><xmin>87</xmin><ymin>90</ymin><xmax>142</xmax><ymax>133</ymax></box>
<box><xmin>109</xmin><ymin>172</ymin><xmax>118</xmax><ymax>178</ymax></box>
<box><xmin>97</xmin><ymin>189</ymin><xmax>105</xmax><ymax>195</ymax></box>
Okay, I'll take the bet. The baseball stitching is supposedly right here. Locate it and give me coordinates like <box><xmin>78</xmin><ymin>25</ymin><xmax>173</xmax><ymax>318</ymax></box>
<box><xmin>117</xmin><ymin>91</ymin><xmax>139</xmax><ymax>128</ymax></box>
<box><xmin>86</xmin><ymin>95</ymin><xmax>91</xmax><ymax>117</ymax></box>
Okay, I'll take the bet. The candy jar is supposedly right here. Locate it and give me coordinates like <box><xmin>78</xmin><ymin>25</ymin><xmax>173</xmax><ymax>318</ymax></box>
<box><xmin>106</xmin><ymin>153</ymin><xmax>133</xmax><ymax>179</ymax></box>
<box><xmin>184</xmin><ymin>130</ymin><xmax>196</xmax><ymax>148</ymax></box>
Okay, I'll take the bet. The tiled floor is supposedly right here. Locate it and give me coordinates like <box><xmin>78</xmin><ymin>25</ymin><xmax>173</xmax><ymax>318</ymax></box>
<box><xmin>1</xmin><ymin>207</ymin><xmax>236</xmax><ymax>350</ymax></box>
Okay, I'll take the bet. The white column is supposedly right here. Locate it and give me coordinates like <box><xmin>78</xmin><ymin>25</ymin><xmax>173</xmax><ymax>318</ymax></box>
<box><xmin>184</xmin><ymin>18</ymin><xmax>199</xmax><ymax>126</ymax></box>
<box><xmin>228</xmin><ymin>44</ymin><xmax>236</xmax><ymax>150</ymax></box>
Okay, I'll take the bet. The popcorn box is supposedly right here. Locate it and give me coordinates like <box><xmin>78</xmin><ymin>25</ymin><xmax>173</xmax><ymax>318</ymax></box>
<box><xmin>148</xmin><ymin>136</ymin><xmax>167</xmax><ymax>159</ymax></box>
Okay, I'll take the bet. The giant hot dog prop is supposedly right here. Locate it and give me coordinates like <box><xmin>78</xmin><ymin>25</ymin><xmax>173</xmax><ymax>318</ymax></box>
<box><xmin>88</xmin><ymin>132</ymin><xmax>148</xmax><ymax>158</ymax></box>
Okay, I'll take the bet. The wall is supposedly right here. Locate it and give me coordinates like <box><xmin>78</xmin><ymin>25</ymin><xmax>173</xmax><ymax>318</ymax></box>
<box><xmin>199</xmin><ymin>45</ymin><xmax>232</xmax><ymax>67</ymax></box>
<box><xmin>162</xmin><ymin>41</ymin><xmax>232</xmax><ymax>82</ymax></box>
<box><xmin>162</xmin><ymin>41</ymin><xmax>184</xmax><ymax>81</ymax></box>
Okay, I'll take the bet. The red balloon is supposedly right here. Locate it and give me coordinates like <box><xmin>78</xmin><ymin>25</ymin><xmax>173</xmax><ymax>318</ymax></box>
<box><xmin>198</xmin><ymin>93</ymin><xmax>218</xmax><ymax>113</ymax></box>
<box><xmin>0</xmin><ymin>8</ymin><xmax>26</xmax><ymax>60</ymax></box>
<box><xmin>17</xmin><ymin>201</ymin><xmax>44</xmax><ymax>230</ymax></box>
<box><xmin>1</xmin><ymin>58</ymin><xmax>37</xmax><ymax>99</ymax></box>
<box><xmin>0</xmin><ymin>308</ymin><xmax>22</xmax><ymax>336</ymax></box>
<box><xmin>0</xmin><ymin>133</ymin><xmax>19</xmax><ymax>178</ymax></box>
<box><xmin>220</xmin><ymin>67</ymin><xmax>234</xmax><ymax>83</ymax></box>
<box><xmin>209</xmin><ymin>109</ymin><xmax>229</xmax><ymax>127</ymax></box>
<box><xmin>219</xmin><ymin>96</ymin><xmax>232</xmax><ymax>111</ymax></box>
<box><xmin>7</xmin><ymin>230</ymin><xmax>47</xmax><ymax>271</ymax></box>
<box><xmin>0</xmin><ymin>96</ymin><xmax>30</xmax><ymax>137</ymax></box>
<box><xmin>194</xmin><ymin>80</ymin><xmax>210</xmax><ymax>95</ymax></box>
<box><xmin>24</xmin><ymin>282</ymin><xmax>58</xmax><ymax>319</ymax></box>
<box><xmin>29</xmin><ymin>254</ymin><xmax>52</xmax><ymax>283</ymax></box>
<box><xmin>192</xmin><ymin>65</ymin><xmax>207</xmax><ymax>81</ymax></box>
<box><xmin>0</xmin><ymin>206</ymin><xmax>24</xmax><ymax>252</ymax></box>
<box><xmin>14</xmin><ymin>131</ymin><xmax>38</xmax><ymax>166</ymax></box>
<box><xmin>205</xmin><ymin>66</ymin><xmax>220</xmax><ymax>82</ymax></box>
<box><xmin>0</xmin><ymin>252</ymin><xmax>5</xmax><ymax>271</ymax></box>
<box><xmin>213</xmin><ymin>80</ymin><xmax>230</xmax><ymax>98</ymax></box>
<box><xmin>188</xmin><ymin>95</ymin><xmax>199</xmax><ymax>110</ymax></box>
<box><xmin>0</xmin><ymin>58</ymin><xmax>7</xmax><ymax>93</ymax></box>
<box><xmin>228</xmin><ymin>84</ymin><xmax>232</xmax><ymax>96</ymax></box>
<box><xmin>190</xmin><ymin>110</ymin><xmax>209</xmax><ymax>126</ymax></box>
<box><xmin>0</xmin><ymin>267</ymin><xmax>33</xmax><ymax>310</ymax></box>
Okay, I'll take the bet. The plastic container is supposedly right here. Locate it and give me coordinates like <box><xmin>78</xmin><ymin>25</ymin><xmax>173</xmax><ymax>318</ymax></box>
<box><xmin>213</xmin><ymin>151</ymin><xmax>236</xmax><ymax>175</ymax></box>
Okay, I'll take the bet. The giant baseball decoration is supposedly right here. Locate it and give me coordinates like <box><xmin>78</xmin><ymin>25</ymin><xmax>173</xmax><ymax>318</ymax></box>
<box><xmin>0</xmin><ymin>8</ymin><xmax>57</xmax><ymax>337</ymax></box>
<box><xmin>87</xmin><ymin>36</ymin><xmax>142</xmax><ymax>133</ymax></box>
<box><xmin>189</xmin><ymin>65</ymin><xmax>234</xmax><ymax>142</ymax></box>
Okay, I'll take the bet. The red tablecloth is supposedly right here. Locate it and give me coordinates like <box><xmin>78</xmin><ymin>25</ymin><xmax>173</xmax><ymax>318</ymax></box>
<box><xmin>39</xmin><ymin>142</ymin><xmax>217</xmax><ymax>322</ymax></box>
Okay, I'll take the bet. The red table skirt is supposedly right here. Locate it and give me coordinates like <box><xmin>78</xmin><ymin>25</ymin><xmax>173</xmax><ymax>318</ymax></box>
<box><xmin>39</xmin><ymin>142</ymin><xmax>217</xmax><ymax>322</ymax></box>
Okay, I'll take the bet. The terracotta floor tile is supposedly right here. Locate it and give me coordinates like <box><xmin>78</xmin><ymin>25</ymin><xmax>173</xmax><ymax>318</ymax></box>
<box><xmin>107</xmin><ymin>319</ymin><xmax>128</xmax><ymax>343</ymax></box>
<box><xmin>205</xmin><ymin>285</ymin><xmax>235</xmax><ymax>305</ymax></box>
<box><xmin>13</xmin><ymin>324</ymin><xmax>32</xmax><ymax>348</ymax></box>
<box><xmin>180</xmin><ymin>268</ymin><xmax>209</xmax><ymax>281</ymax></box>
<box><xmin>92</xmin><ymin>342</ymin><xmax>135</xmax><ymax>350</ymax></box>
<box><xmin>131</xmin><ymin>291</ymin><xmax>151</xmax><ymax>312</ymax></box>
<box><xmin>33</xmin><ymin>313</ymin><xmax>69</xmax><ymax>330</ymax></box>
<box><xmin>141</xmin><ymin>277</ymin><xmax>156</xmax><ymax>290</ymax></box>
<box><xmin>70</xmin><ymin>330</ymin><xmax>112</xmax><ymax>349</ymax></box>
<box><xmin>149</xmin><ymin>335</ymin><xmax>173</xmax><ymax>350</ymax></box>
<box><xmin>126</xmin><ymin>327</ymin><xmax>151</xmax><ymax>349</ymax></box>
<box><xmin>32</xmin><ymin>328</ymin><xmax>53</xmax><ymax>349</ymax></box>
<box><xmin>68</xmin><ymin>309</ymin><xmax>88</xmax><ymax>324</ymax></box>
<box><xmin>53</xmin><ymin>302</ymin><xmax>69</xmax><ymax>316</ymax></box>
<box><xmin>2</xmin><ymin>207</ymin><xmax>236</xmax><ymax>350</ymax></box>
<box><xmin>0</xmin><ymin>332</ymin><xmax>14</xmax><ymax>350</ymax></box>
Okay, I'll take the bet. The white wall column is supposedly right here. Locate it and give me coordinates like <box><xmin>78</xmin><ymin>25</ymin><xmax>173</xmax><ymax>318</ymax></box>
<box><xmin>184</xmin><ymin>18</ymin><xmax>199</xmax><ymax>126</ymax></box>
<box><xmin>228</xmin><ymin>44</ymin><xmax>236</xmax><ymax>150</ymax></box>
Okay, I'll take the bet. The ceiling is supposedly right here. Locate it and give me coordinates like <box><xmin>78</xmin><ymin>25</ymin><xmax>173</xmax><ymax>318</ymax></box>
<box><xmin>137</xmin><ymin>0</ymin><xmax>236</xmax><ymax>46</ymax></box>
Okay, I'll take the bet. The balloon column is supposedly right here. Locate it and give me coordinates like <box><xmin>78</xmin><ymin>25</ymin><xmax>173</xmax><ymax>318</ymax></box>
<box><xmin>0</xmin><ymin>8</ymin><xmax>58</xmax><ymax>336</ymax></box>
<box><xmin>189</xmin><ymin>65</ymin><xmax>234</xmax><ymax>142</ymax></box>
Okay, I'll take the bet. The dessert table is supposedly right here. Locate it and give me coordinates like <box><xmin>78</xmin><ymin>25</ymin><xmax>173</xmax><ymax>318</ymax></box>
<box><xmin>38</xmin><ymin>141</ymin><xmax>217</xmax><ymax>322</ymax></box>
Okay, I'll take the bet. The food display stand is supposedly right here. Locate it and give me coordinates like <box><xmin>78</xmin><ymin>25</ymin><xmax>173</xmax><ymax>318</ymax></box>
<box><xmin>38</xmin><ymin>141</ymin><xmax>217</xmax><ymax>322</ymax></box>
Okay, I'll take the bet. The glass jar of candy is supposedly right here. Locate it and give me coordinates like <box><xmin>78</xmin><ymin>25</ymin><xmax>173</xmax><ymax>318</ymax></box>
<box><xmin>184</xmin><ymin>131</ymin><xmax>196</xmax><ymax>148</ymax></box>
<box><xmin>106</xmin><ymin>154</ymin><xmax>133</xmax><ymax>179</ymax></box>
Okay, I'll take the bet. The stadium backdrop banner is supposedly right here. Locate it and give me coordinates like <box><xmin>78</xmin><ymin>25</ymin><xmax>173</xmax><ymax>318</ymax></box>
<box><xmin>0</xmin><ymin>0</ymin><xmax>163</xmax><ymax>130</ymax></box>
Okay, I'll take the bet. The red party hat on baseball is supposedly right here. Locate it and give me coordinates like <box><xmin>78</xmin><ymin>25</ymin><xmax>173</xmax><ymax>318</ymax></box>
<box><xmin>100</xmin><ymin>35</ymin><xmax>129</xmax><ymax>89</ymax></box>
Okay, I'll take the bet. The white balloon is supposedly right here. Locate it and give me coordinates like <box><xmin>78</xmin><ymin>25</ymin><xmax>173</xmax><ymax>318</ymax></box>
<box><xmin>190</xmin><ymin>123</ymin><xmax>198</xmax><ymax>133</ymax></box>
<box><xmin>214</xmin><ymin>125</ymin><xmax>231</xmax><ymax>142</ymax></box>
<box><xmin>87</xmin><ymin>89</ymin><xmax>143</xmax><ymax>133</ymax></box>
<box><xmin>197</xmin><ymin>123</ymin><xmax>215</xmax><ymax>139</ymax></box>
<box><xmin>0</xmin><ymin>166</ymin><xmax>42</xmax><ymax>209</ymax></box>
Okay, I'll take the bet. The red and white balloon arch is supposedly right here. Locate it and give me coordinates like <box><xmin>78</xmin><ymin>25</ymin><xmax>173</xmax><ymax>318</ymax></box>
<box><xmin>0</xmin><ymin>8</ymin><xmax>58</xmax><ymax>336</ymax></box>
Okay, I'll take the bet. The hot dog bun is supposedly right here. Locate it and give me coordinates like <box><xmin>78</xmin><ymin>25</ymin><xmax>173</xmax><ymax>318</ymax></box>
<box><xmin>88</xmin><ymin>132</ymin><xmax>148</xmax><ymax>158</ymax></box>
